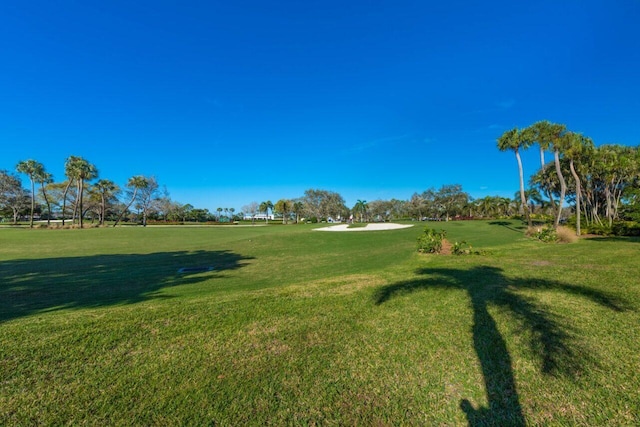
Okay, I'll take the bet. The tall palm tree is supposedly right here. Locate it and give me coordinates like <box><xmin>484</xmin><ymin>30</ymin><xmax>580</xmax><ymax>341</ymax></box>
<box><xmin>527</xmin><ymin>122</ymin><xmax>558</xmax><ymax>218</ymax></box>
<box><xmin>532</xmin><ymin>121</ymin><xmax>567</xmax><ymax>228</ymax></box>
<box><xmin>62</xmin><ymin>156</ymin><xmax>98</xmax><ymax>227</ymax></box>
<box><xmin>36</xmin><ymin>170</ymin><xmax>54</xmax><ymax>226</ymax></box>
<box><xmin>113</xmin><ymin>175</ymin><xmax>149</xmax><ymax>227</ymax></box>
<box><xmin>497</xmin><ymin>128</ymin><xmax>533</xmax><ymax>227</ymax></box>
<box><xmin>16</xmin><ymin>159</ymin><xmax>45</xmax><ymax>228</ymax></box>
<box><xmin>73</xmin><ymin>158</ymin><xmax>98</xmax><ymax>228</ymax></box>
<box><xmin>561</xmin><ymin>132</ymin><xmax>594</xmax><ymax>236</ymax></box>
<box><xmin>61</xmin><ymin>156</ymin><xmax>78</xmax><ymax>226</ymax></box>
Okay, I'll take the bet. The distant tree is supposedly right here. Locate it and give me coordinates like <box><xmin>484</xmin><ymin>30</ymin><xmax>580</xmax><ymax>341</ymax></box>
<box><xmin>408</xmin><ymin>193</ymin><xmax>426</xmax><ymax>220</ymax></box>
<box><xmin>367</xmin><ymin>199</ymin><xmax>393</xmax><ymax>222</ymax></box>
<box><xmin>497</xmin><ymin>127</ymin><xmax>533</xmax><ymax>227</ymax></box>
<box><xmin>352</xmin><ymin>199</ymin><xmax>368</xmax><ymax>222</ymax></box>
<box><xmin>64</xmin><ymin>156</ymin><xmax>98</xmax><ymax>228</ymax></box>
<box><xmin>113</xmin><ymin>175</ymin><xmax>149</xmax><ymax>227</ymax></box>
<box><xmin>229</xmin><ymin>207</ymin><xmax>235</xmax><ymax>221</ymax></box>
<box><xmin>136</xmin><ymin>176</ymin><xmax>160</xmax><ymax>227</ymax></box>
<box><xmin>435</xmin><ymin>184</ymin><xmax>469</xmax><ymax>221</ymax></box>
<box><xmin>259</xmin><ymin>200</ymin><xmax>273</xmax><ymax>224</ymax></box>
<box><xmin>93</xmin><ymin>179</ymin><xmax>120</xmax><ymax>225</ymax></box>
<box><xmin>274</xmin><ymin>199</ymin><xmax>293</xmax><ymax>224</ymax></box>
<box><xmin>0</xmin><ymin>170</ymin><xmax>29</xmax><ymax>224</ymax></box>
<box><xmin>302</xmin><ymin>189</ymin><xmax>347</xmax><ymax>222</ymax></box>
<box><xmin>181</xmin><ymin>203</ymin><xmax>194</xmax><ymax>222</ymax></box>
<box><xmin>217</xmin><ymin>207</ymin><xmax>223</xmax><ymax>221</ymax></box>
<box><xmin>292</xmin><ymin>201</ymin><xmax>304</xmax><ymax>223</ymax></box>
<box><xmin>34</xmin><ymin>170</ymin><xmax>54</xmax><ymax>225</ymax></box>
<box><xmin>16</xmin><ymin>159</ymin><xmax>45</xmax><ymax>228</ymax></box>
<box><xmin>243</xmin><ymin>202</ymin><xmax>259</xmax><ymax>224</ymax></box>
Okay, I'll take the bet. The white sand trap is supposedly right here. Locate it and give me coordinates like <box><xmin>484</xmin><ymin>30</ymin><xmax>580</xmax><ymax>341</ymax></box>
<box><xmin>314</xmin><ymin>223</ymin><xmax>414</xmax><ymax>232</ymax></box>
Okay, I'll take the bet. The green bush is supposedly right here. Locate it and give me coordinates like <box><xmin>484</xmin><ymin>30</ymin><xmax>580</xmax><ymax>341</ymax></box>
<box><xmin>527</xmin><ymin>226</ymin><xmax>559</xmax><ymax>243</ymax></box>
<box><xmin>417</xmin><ymin>227</ymin><xmax>446</xmax><ymax>253</ymax></box>
<box><xmin>612</xmin><ymin>221</ymin><xmax>640</xmax><ymax>236</ymax></box>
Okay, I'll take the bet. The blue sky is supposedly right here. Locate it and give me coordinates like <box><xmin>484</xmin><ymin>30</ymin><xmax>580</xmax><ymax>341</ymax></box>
<box><xmin>2</xmin><ymin>1</ymin><xmax>639</xmax><ymax>212</ymax></box>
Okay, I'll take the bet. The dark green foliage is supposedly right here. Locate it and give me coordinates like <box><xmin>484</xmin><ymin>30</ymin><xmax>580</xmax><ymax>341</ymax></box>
<box><xmin>452</xmin><ymin>240</ymin><xmax>485</xmax><ymax>255</ymax></box>
<box><xmin>417</xmin><ymin>227</ymin><xmax>446</xmax><ymax>253</ymax></box>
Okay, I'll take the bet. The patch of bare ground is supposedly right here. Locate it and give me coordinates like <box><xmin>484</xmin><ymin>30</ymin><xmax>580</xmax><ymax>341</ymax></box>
<box><xmin>530</xmin><ymin>260</ymin><xmax>552</xmax><ymax>266</ymax></box>
<box><xmin>440</xmin><ymin>239</ymin><xmax>452</xmax><ymax>255</ymax></box>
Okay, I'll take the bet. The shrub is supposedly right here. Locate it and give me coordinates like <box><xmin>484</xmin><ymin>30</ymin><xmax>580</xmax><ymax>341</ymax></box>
<box><xmin>612</xmin><ymin>221</ymin><xmax>640</xmax><ymax>237</ymax></box>
<box><xmin>526</xmin><ymin>226</ymin><xmax>559</xmax><ymax>243</ymax></box>
<box><xmin>451</xmin><ymin>240</ymin><xmax>487</xmax><ymax>255</ymax></box>
<box><xmin>417</xmin><ymin>227</ymin><xmax>446</xmax><ymax>253</ymax></box>
<box><xmin>556</xmin><ymin>226</ymin><xmax>579</xmax><ymax>243</ymax></box>
<box><xmin>452</xmin><ymin>240</ymin><xmax>471</xmax><ymax>255</ymax></box>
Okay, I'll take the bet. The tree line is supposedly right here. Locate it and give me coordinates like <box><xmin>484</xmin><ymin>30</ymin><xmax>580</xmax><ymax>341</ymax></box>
<box><xmin>1</xmin><ymin>156</ymin><xmax>170</xmax><ymax>227</ymax></box>
<box><xmin>2</xmin><ymin>136</ymin><xmax>639</xmax><ymax>230</ymax></box>
<box><xmin>498</xmin><ymin>120</ymin><xmax>640</xmax><ymax>235</ymax></box>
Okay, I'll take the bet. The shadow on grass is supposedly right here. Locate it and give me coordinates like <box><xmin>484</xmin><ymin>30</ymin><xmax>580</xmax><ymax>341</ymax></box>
<box><xmin>374</xmin><ymin>266</ymin><xmax>628</xmax><ymax>426</ymax></box>
<box><xmin>488</xmin><ymin>221</ymin><xmax>527</xmax><ymax>233</ymax></box>
<box><xmin>0</xmin><ymin>250</ymin><xmax>254</xmax><ymax>323</ymax></box>
<box><xmin>583</xmin><ymin>236</ymin><xmax>640</xmax><ymax>244</ymax></box>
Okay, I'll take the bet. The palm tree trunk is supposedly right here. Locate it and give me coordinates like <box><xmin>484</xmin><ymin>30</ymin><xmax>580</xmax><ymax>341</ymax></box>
<box><xmin>29</xmin><ymin>178</ymin><xmax>35</xmax><ymax>228</ymax></box>
<box><xmin>79</xmin><ymin>180</ymin><xmax>85</xmax><ymax>228</ymax></box>
<box><xmin>553</xmin><ymin>149</ymin><xmax>567</xmax><ymax>229</ymax></box>
<box><xmin>61</xmin><ymin>180</ymin><xmax>72</xmax><ymax>226</ymax></box>
<box><xmin>569</xmin><ymin>159</ymin><xmax>581</xmax><ymax>236</ymax></box>
<box><xmin>40</xmin><ymin>183</ymin><xmax>52</xmax><ymax>226</ymax></box>
<box><xmin>113</xmin><ymin>189</ymin><xmax>139</xmax><ymax>227</ymax></box>
<box><xmin>515</xmin><ymin>149</ymin><xmax>532</xmax><ymax>227</ymax></box>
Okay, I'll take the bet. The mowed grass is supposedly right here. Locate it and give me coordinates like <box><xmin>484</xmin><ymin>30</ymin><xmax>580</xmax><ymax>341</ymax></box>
<box><xmin>1</xmin><ymin>221</ymin><xmax>639</xmax><ymax>425</ymax></box>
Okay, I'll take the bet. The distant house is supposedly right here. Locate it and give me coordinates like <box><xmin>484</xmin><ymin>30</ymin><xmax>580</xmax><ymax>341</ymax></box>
<box><xmin>243</xmin><ymin>213</ymin><xmax>274</xmax><ymax>221</ymax></box>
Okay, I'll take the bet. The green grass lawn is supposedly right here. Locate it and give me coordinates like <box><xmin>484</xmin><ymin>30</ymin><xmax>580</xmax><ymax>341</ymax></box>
<box><xmin>1</xmin><ymin>221</ymin><xmax>639</xmax><ymax>425</ymax></box>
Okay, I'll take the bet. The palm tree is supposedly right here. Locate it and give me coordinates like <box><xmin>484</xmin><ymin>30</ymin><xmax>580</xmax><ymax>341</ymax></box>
<box><xmin>353</xmin><ymin>199</ymin><xmax>368</xmax><ymax>222</ymax></box>
<box><xmin>62</xmin><ymin>156</ymin><xmax>98</xmax><ymax>227</ymax></box>
<box><xmin>497</xmin><ymin>128</ymin><xmax>533</xmax><ymax>227</ymax></box>
<box><xmin>16</xmin><ymin>159</ymin><xmax>45</xmax><ymax>228</ymax></box>
<box><xmin>36</xmin><ymin>170</ymin><xmax>54</xmax><ymax>226</ymax></box>
<box><xmin>259</xmin><ymin>200</ymin><xmax>273</xmax><ymax>224</ymax></box>
<box><xmin>293</xmin><ymin>201</ymin><xmax>304</xmax><ymax>224</ymax></box>
<box><xmin>73</xmin><ymin>158</ymin><xmax>98</xmax><ymax>228</ymax></box>
<box><xmin>94</xmin><ymin>179</ymin><xmax>119</xmax><ymax>225</ymax></box>
<box><xmin>533</xmin><ymin>121</ymin><xmax>568</xmax><ymax>228</ymax></box>
<box><xmin>561</xmin><ymin>132</ymin><xmax>594</xmax><ymax>236</ymax></box>
<box><xmin>61</xmin><ymin>156</ymin><xmax>78</xmax><ymax>226</ymax></box>
<box><xmin>216</xmin><ymin>207</ymin><xmax>223</xmax><ymax>221</ymax></box>
<box><xmin>229</xmin><ymin>208</ymin><xmax>235</xmax><ymax>221</ymax></box>
<box><xmin>113</xmin><ymin>175</ymin><xmax>149</xmax><ymax>227</ymax></box>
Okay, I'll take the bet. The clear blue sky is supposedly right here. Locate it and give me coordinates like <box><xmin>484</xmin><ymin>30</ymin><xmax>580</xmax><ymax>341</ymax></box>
<box><xmin>2</xmin><ymin>1</ymin><xmax>639</xmax><ymax>212</ymax></box>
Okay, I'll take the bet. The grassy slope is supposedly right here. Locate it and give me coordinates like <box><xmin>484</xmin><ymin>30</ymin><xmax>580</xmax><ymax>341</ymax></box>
<box><xmin>1</xmin><ymin>222</ymin><xmax>638</xmax><ymax>425</ymax></box>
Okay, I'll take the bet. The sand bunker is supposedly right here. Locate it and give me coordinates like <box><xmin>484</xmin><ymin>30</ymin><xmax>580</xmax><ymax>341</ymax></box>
<box><xmin>313</xmin><ymin>223</ymin><xmax>414</xmax><ymax>232</ymax></box>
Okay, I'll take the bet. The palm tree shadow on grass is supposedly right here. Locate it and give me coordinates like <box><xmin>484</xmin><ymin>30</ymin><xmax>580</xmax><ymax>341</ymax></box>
<box><xmin>373</xmin><ymin>266</ymin><xmax>629</xmax><ymax>426</ymax></box>
<box><xmin>0</xmin><ymin>250</ymin><xmax>254</xmax><ymax>323</ymax></box>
